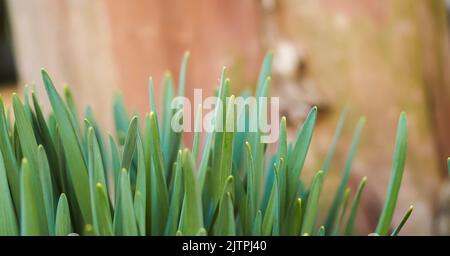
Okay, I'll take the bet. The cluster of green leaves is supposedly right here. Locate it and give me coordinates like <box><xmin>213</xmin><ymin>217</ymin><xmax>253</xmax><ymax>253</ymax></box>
<box><xmin>0</xmin><ymin>52</ymin><xmax>412</xmax><ymax>236</ymax></box>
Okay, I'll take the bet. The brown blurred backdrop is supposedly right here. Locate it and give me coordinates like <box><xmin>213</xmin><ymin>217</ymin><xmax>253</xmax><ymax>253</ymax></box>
<box><xmin>2</xmin><ymin>0</ymin><xmax>450</xmax><ymax>235</ymax></box>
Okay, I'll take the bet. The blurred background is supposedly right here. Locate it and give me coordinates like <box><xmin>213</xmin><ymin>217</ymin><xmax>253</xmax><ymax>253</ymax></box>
<box><xmin>1</xmin><ymin>0</ymin><xmax>450</xmax><ymax>235</ymax></box>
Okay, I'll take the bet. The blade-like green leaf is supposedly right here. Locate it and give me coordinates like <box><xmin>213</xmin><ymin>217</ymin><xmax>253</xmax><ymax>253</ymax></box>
<box><xmin>20</xmin><ymin>159</ymin><xmax>42</xmax><ymax>235</ymax></box>
<box><xmin>248</xmin><ymin>77</ymin><xmax>270</xmax><ymax>205</ymax></box>
<box><xmin>301</xmin><ymin>171</ymin><xmax>324</xmax><ymax>235</ymax></box>
<box><xmin>0</xmin><ymin>96</ymin><xmax>20</xmax><ymax>213</ymax></box>
<box><xmin>192</xmin><ymin>103</ymin><xmax>202</xmax><ymax>160</ymax></box>
<box><xmin>262</xmin><ymin>166</ymin><xmax>280</xmax><ymax>236</ymax></box>
<box><xmin>148</xmin><ymin>77</ymin><xmax>160</xmax><ymax>133</ymax></box>
<box><xmin>0</xmin><ymin>151</ymin><xmax>18</xmax><ymax>235</ymax></box>
<box><xmin>344</xmin><ymin>177</ymin><xmax>367</xmax><ymax>235</ymax></box>
<box><xmin>286</xmin><ymin>107</ymin><xmax>317</xmax><ymax>207</ymax></box>
<box><xmin>118</xmin><ymin>169</ymin><xmax>138</xmax><ymax>236</ymax></box>
<box><xmin>55</xmin><ymin>193</ymin><xmax>73</xmax><ymax>236</ymax></box>
<box><xmin>245</xmin><ymin>141</ymin><xmax>256</xmax><ymax>234</ymax></box>
<box><xmin>37</xmin><ymin>145</ymin><xmax>55</xmax><ymax>235</ymax></box>
<box><xmin>178</xmin><ymin>51</ymin><xmax>190</xmax><ymax>97</ymax></box>
<box><xmin>198</xmin><ymin>67</ymin><xmax>226</xmax><ymax>191</ymax></box>
<box><xmin>149</xmin><ymin>112</ymin><xmax>169</xmax><ymax>235</ymax></box>
<box><xmin>322</xmin><ymin>107</ymin><xmax>350</xmax><ymax>173</ymax></box>
<box><xmin>332</xmin><ymin>188</ymin><xmax>351</xmax><ymax>236</ymax></box>
<box><xmin>13</xmin><ymin>95</ymin><xmax>49</xmax><ymax>234</ymax></box>
<box><xmin>285</xmin><ymin>198</ymin><xmax>302</xmax><ymax>236</ymax></box>
<box><xmin>42</xmin><ymin>69</ymin><xmax>91</xmax><ymax>224</ymax></box>
<box><xmin>164</xmin><ymin>150</ymin><xmax>183</xmax><ymax>235</ymax></box>
<box><xmin>121</xmin><ymin>116</ymin><xmax>138</xmax><ymax>171</ymax></box>
<box><xmin>391</xmin><ymin>205</ymin><xmax>413</xmax><ymax>236</ymax></box>
<box><xmin>251</xmin><ymin>210</ymin><xmax>262</xmax><ymax>236</ymax></box>
<box><xmin>376</xmin><ymin>113</ymin><xmax>408</xmax><ymax>235</ymax></box>
<box><xmin>213</xmin><ymin>192</ymin><xmax>235</xmax><ymax>236</ymax></box>
<box><xmin>325</xmin><ymin>117</ymin><xmax>365</xmax><ymax>232</ymax></box>
<box><xmin>63</xmin><ymin>86</ymin><xmax>82</xmax><ymax>141</ymax></box>
<box><xmin>93</xmin><ymin>183</ymin><xmax>114</xmax><ymax>236</ymax></box>
<box><xmin>212</xmin><ymin>93</ymin><xmax>235</xmax><ymax>206</ymax></box>
<box><xmin>109</xmin><ymin>134</ymin><xmax>121</xmax><ymax>188</ymax></box>
<box><xmin>134</xmin><ymin>134</ymin><xmax>147</xmax><ymax>235</ymax></box>
<box><xmin>85</xmin><ymin>106</ymin><xmax>109</xmax><ymax>185</ymax></box>
<box><xmin>276</xmin><ymin>117</ymin><xmax>287</xmax><ymax>219</ymax></box>
<box><xmin>256</xmin><ymin>51</ymin><xmax>273</xmax><ymax>97</ymax></box>
<box><xmin>179</xmin><ymin>149</ymin><xmax>204</xmax><ymax>235</ymax></box>
<box><xmin>88</xmin><ymin>127</ymin><xmax>112</xmax><ymax>235</ymax></box>
<box><xmin>162</xmin><ymin>72</ymin><xmax>174</xmax><ymax>146</ymax></box>
<box><xmin>212</xmin><ymin>175</ymin><xmax>235</xmax><ymax>235</ymax></box>
<box><xmin>32</xmin><ymin>91</ymin><xmax>63</xmax><ymax>193</ymax></box>
<box><xmin>113</xmin><ymin>93</ymin><xmax>129</xmax><ymax>145</ymax></box>
<box><xmin>143</xmin><ymin>115</ymin><xmax>153</xmax><ymax>234</ymax></box>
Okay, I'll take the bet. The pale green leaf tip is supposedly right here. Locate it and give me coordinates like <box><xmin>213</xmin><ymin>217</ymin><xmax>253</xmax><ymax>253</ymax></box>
<box><xmin>360</xmin><ymin>116</ymin><xmax>367</xmax><ymax>123</ymax></box>
<box><xmin>164</xmin><ymin>70</ymin><xmax>170</xmax><ymax>76</ymax></box>
<box><xmin>84</xmin><ymin>224</ymin><xmax>93</xmax><ymax>233</ymax></box>
<box><xmin>399</xmin><ymin>112</ymin><xmax>407</xmax><ymax>122</ymax></box>
<box><xmin>362</xmin><ymin>176</ymin><xmax>368</xmax><ymax>183</ymax></box>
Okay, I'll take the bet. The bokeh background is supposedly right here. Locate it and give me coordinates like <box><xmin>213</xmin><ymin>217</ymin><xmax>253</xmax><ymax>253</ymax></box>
<box><xmin>1</xmin><ymin>0</ymin><xmax>450</xmax><ymax>235</ymax></box>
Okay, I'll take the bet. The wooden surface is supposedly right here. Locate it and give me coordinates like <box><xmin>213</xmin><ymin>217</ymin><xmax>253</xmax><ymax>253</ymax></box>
<box><xmin>274</xmin><ymin>0</ymin><xmax>450</xmax><ymax>234</ymax></box>
<box><xmin>6</xmin><ymin>0</ymin><xmax>262</xmax><ymax>132</ymax></box>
